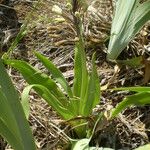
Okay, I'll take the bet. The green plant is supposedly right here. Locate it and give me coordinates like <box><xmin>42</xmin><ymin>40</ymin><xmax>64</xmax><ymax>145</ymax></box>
<box><xmin>0</xmin><ymin>0</ymin><xmax>101</xmax><ymax>142</ymax></box>
<box><xmin>110</xmin><ymin>87</ymin><xmax>150</xmax><ymax>118</ymax></box>
<box><xmin>108</xmin><ymin>86</ymin><xmax>150</xmax><ymax>150</ymax></box>
<box><xmin>0</xmin><ymin>59</ymin><xmax>36</xmax><ymax>150</ymax></box>
<box><xmin>107</xmin><ymin>0</ymin><xmax>150</xmax><ymax>60</ymax></box>
<box><xmin>4</xmin><ymin>0</ymin><xmax>101</xmax><ymax>139</ymax></box>
<box><xmin>4</xmin><ymin>37</ymin><xmax>100</xmax><ymax>138</ymax></box>
<box><xmin>106</xmin><ymin>0</ymin><xmax>150</xmax><ymax>122</ymax></box>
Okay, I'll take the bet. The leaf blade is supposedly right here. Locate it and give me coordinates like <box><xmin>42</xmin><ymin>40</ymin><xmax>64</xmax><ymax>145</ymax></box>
<box><xmin>22</xmin><ymin>84</ymin><xmax>73</xmax><ymax>120</ymax></box>
<box><xmin>73</xmin><ymin>39</ymin><xmax>88</xmax><ymax>99</ymax></box>
<box><xmin>0</xmin><ymin>59</ymin><xmax>36</xmax><ymax>150</ymax></box>
<box><xmin>107</xmin><ymin>0</ymin><xmax>150</xmax><ymax>60</ymax></box>
<box><xmin>111</xmin><ymin>92</ymin><xmax>150</xmax><ymax>118</ymax></box>
<box><xmin>82</xmin><ymin>53</ymin><xmax>100</xmax><ymax>116</ymax></box>
<box><xmin>34</xmin><ymin>51</ymin><xmax>73</xmax><ymax>97</ymax></box>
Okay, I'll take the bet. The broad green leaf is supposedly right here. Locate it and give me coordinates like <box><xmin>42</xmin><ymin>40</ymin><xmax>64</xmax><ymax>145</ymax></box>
<box><xmin>134</xmin><ymin>144</ymin><xmax>150</xmax><ymax>150</ymax></box>
<box><xmin>73</xmin><ymin>38</ymin><xmax>88</xmax><ymax>99</ymax></box>
<box><xmin>73</xmin><ymin>44</ymin><xmax>82</xmax><ymax>97</ymax></box>
<box><xmin>0</xmin><ymin>89</ymin><xmax>20</xmax><ymax>140</ymax></box>
<box><xmin>0</xmin><ymin>119</ymin><xmax>23</xmax><ymax>150</ymax></box>
<box><xmin>107</xmin><ymin>0</ymin><xmax>137</xmax><ymax>60</ymax></box>
<box><xmin>22</xmin><ymin>84</ymin><xmax>73</xmax><ymax>120</ymax></box>
<box><xmin>34</xmin><ymin>51</ymin><xmax>73</xmax><ymax>97</ymax></box>
<box><xmin>4</xmin><ymin>59</ymin><xmax>65</xmax><ymax>100</ymax></box>
<box><xmin>0</xmin><ymin>59</ymin><xmax>36</xmax><ymax>150</ymax></box>
<box><xmin>107</xmin><ymin>0</ymin><xmax>150</xmax><ymax>60</ymax></box>
<box><xmin>111</xmin><ymin>92</ymin><xmax>150</xmax><ymax>118</ymax></box>
<box><xmin>0</xmin><ymin>89</ymin><xmax>22</xmax><ymax>149</ymax></box>
<box><xmin>82</xmin><ymin>53</ymin><xmax>100</xmax><ymax>116</ymax></box>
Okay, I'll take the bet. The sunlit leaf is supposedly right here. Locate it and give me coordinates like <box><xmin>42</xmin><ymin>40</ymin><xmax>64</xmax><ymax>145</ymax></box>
<box><xmin>111</xmin><ymin>87</ymin><xmax>150</xmax><ymax>93</ymax></box>
<box><xmin>111</xmin><ymin>92</ymin><xmax>150</xmax><ymax>118</ymax></box>
<box><xmin>4</xmin><ymin>59</ymin><xmax>65</xmax><ymax>99</ymax></box>
<box><xmin>34</xmin><ymin>51</ymin><xmax>73</xmax><ymax>97</ymax></box>
<box><xmin>107</xmin><ymin>0</ymin><xmax>150</xmax><ymax>60</ymax></box>
<box><xmin>22</xmin><ymin>84</ymin><xmax>73</xmax><ymax>120</ymax></box>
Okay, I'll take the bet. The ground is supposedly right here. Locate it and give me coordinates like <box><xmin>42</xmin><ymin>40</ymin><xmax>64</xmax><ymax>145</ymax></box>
<box><xmin>0</xmin><ymin>0</ymin><xmax>150</xmax><ymax>149</ymax></box>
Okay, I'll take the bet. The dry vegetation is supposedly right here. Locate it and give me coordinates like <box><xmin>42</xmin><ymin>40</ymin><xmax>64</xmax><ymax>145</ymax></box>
<box><xmin>0</xmin><ymin>0</ymin><xmax>150</xmax><ymax>149</ymax></box>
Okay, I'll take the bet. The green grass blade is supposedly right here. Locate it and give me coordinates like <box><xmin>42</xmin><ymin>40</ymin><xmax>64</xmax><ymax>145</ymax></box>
<box><xmin>34</xmin><ymin>51</ymin><xmax>73</xmax><ymax>97</ymax></box>
<box><xmin>111</xmin><ymin>92</ymin><xmax>150</xmax><ymax>118</ymax></box>
<box><xmin>73</xmin><ymin>44</ymin><xmax>82</xmax><ymax>97</ymax></box>
<box><xmin>73</xmin><ymin>39</ymin><xmax>88</xmax><ymax>99</ymax></box>
<box><xmin>4</xmin><ymin>59</ymin><xmax>65</xmax><ymax>99</ymax></box>
<box><xmin>0</xmin><ymin>88</ymin><xmax>23</xmax><ymax>149</ymax></box>
<box><xmin>112</xmin><ymin>87</ymin><xmax>150</xmax><ymax>93</ymax></box>
<box><xmin>110</xmin><ymin>0</ymin><xmax>137</xmax><ymax>34</ymax></box>
<box><xmin>0</xmin><ymin>59</ymin><xmax>36</xmax><ymax>150</ymax></box>
<box><xmin>22</xmin><ymin>84</ymin><xmax>73</xmax><ymax>120</ymax></box>
<box><xmin>82</xmin><ymin>53</ymin><xmax>100</xmax><ymax>116</ymax></box>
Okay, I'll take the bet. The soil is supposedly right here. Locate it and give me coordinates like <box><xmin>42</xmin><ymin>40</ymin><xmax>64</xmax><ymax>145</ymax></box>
<box><xmin>0</xmin><ymin>0</ymin><xmax>150</xmax><ymax>150</ymax></box>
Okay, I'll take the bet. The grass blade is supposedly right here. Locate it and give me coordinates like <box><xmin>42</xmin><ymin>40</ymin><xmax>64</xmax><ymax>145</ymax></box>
<box><xmin>22</xmin><ymin>84</ymin><xmax>73</xmax><ymax>120</ymax></box>
<box><xmin>4</xmin><ymin>59</ymin><xmax>65</xmax><ymax>99</ymax></box>
<box><xmin>112</xmin><ymin>87</ymin><xmax>150</xmax><ymax>93</ymax></box>
<box><xmin>21</xmin><ymin>87</ymin><xmax>31</xmax><ymax>119</ymax></box>
<box><xmin>5</xmin><ymin>59</ymin><xmax>73</xmax><ymax>118</ymax></box>
<box><xmin>111</xmin><ymin>92</ymin><xmax>150</xmax><ymax>118</ymax></box>
<box><xmin>34</xmin><ymin>51</ymin><xmax>73</xmax><ymax>97</ymax></box>
<box><xmin>73</xmin><ymin>39</ymin><xmax>88</xmax><ymax>99</ymax></box>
